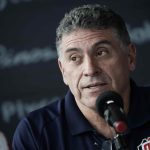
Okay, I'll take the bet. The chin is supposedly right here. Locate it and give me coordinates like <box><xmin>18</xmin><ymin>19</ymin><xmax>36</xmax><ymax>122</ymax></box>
<box><xmin>83</xmin><ymin>97</ymin><xmax>97</xmax><ymax>108</ymax></box>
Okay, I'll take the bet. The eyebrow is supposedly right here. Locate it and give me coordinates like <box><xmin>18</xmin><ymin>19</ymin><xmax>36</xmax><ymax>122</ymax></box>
<box><xmin>64</xmin><ymin>40</ymin><xmax>112</xmax><ymax>54</ymax></box>
<box><xmin>92</xmin><ymin>40</ymin><xmax>112</xmax><ymax>49</ymax></box>
<box><xmin>64</xmin><ymin>48</ymin><xmax>82</xmax><ymax>54</ymax></box>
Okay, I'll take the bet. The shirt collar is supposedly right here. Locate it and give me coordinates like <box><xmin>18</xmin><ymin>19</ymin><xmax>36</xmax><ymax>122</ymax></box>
<box><xmin>65</xmin><ymin>91</ymin><xmax>93</xmax><ymax>135</ymax></box>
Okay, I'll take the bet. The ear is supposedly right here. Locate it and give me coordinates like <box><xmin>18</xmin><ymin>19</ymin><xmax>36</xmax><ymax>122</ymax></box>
<box><xmin>58</xmin><ymin>58</ymin><xmax>63</xmax><ymax>75</ymax></box>
<box><xmin>128</xmin><ymin>43</ymin><xmax>136</xmax><ymax>71</ymax></box>
<box><xmin>58</xmin><ymin>58</ymin><xmax>68</xmax><ymax>85</ymax></box>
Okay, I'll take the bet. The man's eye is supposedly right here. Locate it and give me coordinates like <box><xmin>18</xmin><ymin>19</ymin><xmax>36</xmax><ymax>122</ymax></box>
<box><xmin>96</xmin><ymin>49</ymin><xmax>108</xmax><ymax>57</ymax></box>
<box><xmin>71</xmin><ymin>56</ymin><xmax>77</xmax><ymax>61</ymax></box>
<box><xmin>97</xmin><ymin>51</ymin><xmax>103</xmax><ymax>56</ymax></box>
<box><xmin>70</xmin><ymin>55</ymin><xmax>80</xmax><ymax>62</ymax></box>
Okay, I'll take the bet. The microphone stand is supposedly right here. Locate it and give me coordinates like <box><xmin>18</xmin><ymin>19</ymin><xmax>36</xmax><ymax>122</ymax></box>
<box><xmin>103</xmin><ymin>103</ymin><xmax>129</xmax><ymax>150</ymax></box>
<box><xmin>113</xmin><ymin>133</ymin><xmax>129</xmax><ymax>150</ymax></box>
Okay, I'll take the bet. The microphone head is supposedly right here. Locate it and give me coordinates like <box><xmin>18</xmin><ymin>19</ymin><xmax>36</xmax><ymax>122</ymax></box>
<box><xmin>96</xmin><ymin>91</ymin><xmax>124</xmax><ymax>117</ymax></box>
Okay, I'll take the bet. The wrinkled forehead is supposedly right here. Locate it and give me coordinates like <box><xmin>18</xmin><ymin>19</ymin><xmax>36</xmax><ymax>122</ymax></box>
<box><xmin>59</xmin><ymin>28</ymin><xmax>120</xmax><ymax>51</ymax></box>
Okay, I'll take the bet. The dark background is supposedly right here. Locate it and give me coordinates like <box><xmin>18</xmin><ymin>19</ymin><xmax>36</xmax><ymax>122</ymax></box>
<box><xmin>0</xmin><ymin>0</ymin><xmax>150</xmax><ymax>148</ymax></box>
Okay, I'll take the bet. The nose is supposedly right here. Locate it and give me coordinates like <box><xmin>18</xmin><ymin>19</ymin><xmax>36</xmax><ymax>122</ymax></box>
<box><xmin>83</xmin><ymin>56</ymin><xmax>100</xmax><ymax>77</ymax></box>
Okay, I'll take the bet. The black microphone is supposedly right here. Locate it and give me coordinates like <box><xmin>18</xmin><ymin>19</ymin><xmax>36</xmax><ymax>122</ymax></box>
<box><xmin>96</xmin><ymin>91</ymin><xmax>129</xmax><ymax>149</ymax></box>
<box><xmin>96</xmin><ymin>91</ymin><xmax>128</xmax><ymax>134</ymax></box>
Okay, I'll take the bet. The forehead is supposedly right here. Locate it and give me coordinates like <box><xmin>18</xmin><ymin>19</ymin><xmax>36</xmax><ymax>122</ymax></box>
<box><xmin>59</xmin><ymin>28</ymin><xmax>119</xmax><ymax>51</ymax></box>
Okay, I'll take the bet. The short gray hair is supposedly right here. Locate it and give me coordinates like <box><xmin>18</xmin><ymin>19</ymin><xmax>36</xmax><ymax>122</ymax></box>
<box><xmin>56</xmin><ymin>4</ymin><xmax>131</xmax><ymax>55</ymax></box>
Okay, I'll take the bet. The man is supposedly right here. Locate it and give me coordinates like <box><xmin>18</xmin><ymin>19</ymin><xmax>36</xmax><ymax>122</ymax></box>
<box><xmin>12</xmin><ymin>4</ymin><xmax>150</xmax><ymax>150</ymax></box>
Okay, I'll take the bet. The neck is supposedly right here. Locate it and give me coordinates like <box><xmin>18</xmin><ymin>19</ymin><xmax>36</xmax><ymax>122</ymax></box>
<box><xmin>121</xmin><ymin>82</ymin><xmax>131</xmax><ymax>115</ymax></box>
<box><xmin>76</xmin><ymin>100</ymin><xmax>115</xmax><ymax>139</ymax></box>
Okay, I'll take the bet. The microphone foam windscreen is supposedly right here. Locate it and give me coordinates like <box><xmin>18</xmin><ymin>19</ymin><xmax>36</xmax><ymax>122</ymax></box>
<box><xmin>96</xmin><ymin>91</ymin><xmax>123</xmax><ymax>117</ymax></box>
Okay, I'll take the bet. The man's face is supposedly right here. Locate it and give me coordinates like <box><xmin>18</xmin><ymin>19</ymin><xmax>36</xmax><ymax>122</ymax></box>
<box><xmin>58</xmin><ymin>28</ymin><xmax>136</xmax><ymax>110</ymax></box>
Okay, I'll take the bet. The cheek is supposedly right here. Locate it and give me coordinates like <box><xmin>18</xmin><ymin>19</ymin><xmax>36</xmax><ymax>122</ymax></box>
<box><xmin>111</xmin><ymin>62</ymin><xmax>130</xmax><ymax>91</ymax></box>
<box><xmin>64</xmin><ymin>68</ymin><xmax>81</xmax><ymax>91</ymax></box>
<box><xmin>104</xmin><ymin>58</ymin><xmax>130</xmax><ymax>81</ymax></box>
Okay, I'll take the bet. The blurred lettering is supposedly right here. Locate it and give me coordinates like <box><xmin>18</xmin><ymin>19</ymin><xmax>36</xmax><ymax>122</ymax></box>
<box><xmin>0</xmin><ymin>45</ymin><xmax>57</xmax><ymax>68</ymax></box>
<box><xmin>128</xmin><ymin>21</ymin><xmax>150</xmax><ymax>44</ymax></box>
<box><xmin>0</xmin><ymin>98</ymin><xmax>58</xmax><ymax>123</ymax></box>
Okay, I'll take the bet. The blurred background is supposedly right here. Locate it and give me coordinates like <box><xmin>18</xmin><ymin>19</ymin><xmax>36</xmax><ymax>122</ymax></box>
<box><xmin>0</xmin><ymin>0</ymin><xmax>150</xmax><ymax>149</ymax></box>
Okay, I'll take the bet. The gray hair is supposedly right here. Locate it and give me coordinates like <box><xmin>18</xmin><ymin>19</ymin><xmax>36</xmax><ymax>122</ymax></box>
<box><xmin>56</xmin><ymin>4</ymin><xmax>131</xmax><ymax>56</ymax></box>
